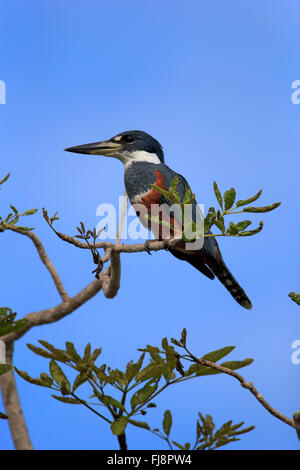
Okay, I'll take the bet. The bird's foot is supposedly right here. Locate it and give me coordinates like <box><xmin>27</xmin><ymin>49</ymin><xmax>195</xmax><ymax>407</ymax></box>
<box><xmin>163</xmin><ymin>239</ymin><xmax>170</xmax><ymax>251</ymax></box>
<box><xmin>144</xmin><ymin>240</ymin><xmax>152</xmax><ymax>255</ymax></box>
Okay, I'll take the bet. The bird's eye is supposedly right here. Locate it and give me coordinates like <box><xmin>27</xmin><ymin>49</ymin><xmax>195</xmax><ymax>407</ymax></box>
<box><xmin>122</xmin><ymin>135</ymin><xmax>135</xmax><ymax>144</ymax></box>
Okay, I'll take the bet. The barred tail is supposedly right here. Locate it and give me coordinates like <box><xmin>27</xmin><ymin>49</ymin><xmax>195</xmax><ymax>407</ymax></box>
<box><xmin>213</xmin><ymin>260</ymin><xmax>252</xmax><ymax>310</ymax></box>
<box><xmin>168</xmin><ymin>244</ymin><xmax>252</xmax><ymax>310</ymax></box>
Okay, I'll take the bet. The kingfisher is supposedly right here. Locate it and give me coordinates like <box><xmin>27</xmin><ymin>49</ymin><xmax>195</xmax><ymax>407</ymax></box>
<box><xmin>65</xmin><ymin>130</ymin><xmax>252</xmax><ymax>310</ymax></box>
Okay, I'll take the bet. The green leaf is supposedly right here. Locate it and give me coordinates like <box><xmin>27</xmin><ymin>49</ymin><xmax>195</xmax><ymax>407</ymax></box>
<box><xmin>49</xmin><ymin>360</ymin><xmax>70</xmax><ymax>393</ymax></box>
<box><xmin>239</xmin><ymin>221</ymin><xmax>263</xmax><ymax>236</ymax></box>
<box><xmin>109</xmin><ymin>369</ymin><xmax>127</xmax><ymax>388</ymax></box>
<box><xmin>39</xmin><ymin>373</ymin><xmax>53</xmax><ymax>387</ymax></box>
<box><xmin>65</xmin><ymin>342</ymin><xmax>81</xmax><ymax>362</ymax></box>
<box><xmin>169</xmin><ymin>177</ymin><xmax>181</xmax><ymax>202</ymax></box>
<box><xmin>145</xmin><ymin>214</ymin><xmax>176</xmax><ymax>232</ymax></box>
<box><xmin>72</xmin><ymin>372</ymin><xmax>88</xmax><ymax>392</ymax></box>
<box><xmin>242</xmin><ymin>202</ymin><xmax>281</xmax><ymax>213</ymax></box>
<box><xmin>199</xmin><ymin>413</ymin><xmax>215</xmax><ymax>436</ymax></box>
<box><xmin>204</xmin><ymin>207</ymin><xmax>216</xmax><ymax>233</ymax></box>
<box><xmin>97</xmin><ymin>394</ymin><xmax>126</xmax><ymax>412</ymax></box>
<box><xmin>39</xmin><ymin>340</ymin><xmax>69</xmax><ymax>362</ymax></box>
<box><xmin>202</xmin><ymin>346</ymin><xmax>235</xmax><ymax>363</ymax></box>
<box><xmin>60</xmin><ymin>379</ymin><xmax>71</xmax><ymax>395</ymax></box>
<box><xmin>161</xmin><ymin>337</ymin><xmax>168</xmax><ymax>351</ymax></box>
<box><xmin>214</xmin><ymin>213</ymin><xmax>225</xmax><ymax>234</ymax></box>
<box><xmin>170</xmin><ymin>176</ymin><xmax>179</xmax><ymax>191</ymax></box>
<box><xmin>110</xmin><ymin>416</ymin><xmax>128</xmax><ymax>436</ymax></box>
<box><xmin>172</xmin><ymin>441</ymin><xmax>185</xmax><ymax>450</ymax></box>
<box><xmin>135</xmin><ymin>362</ymin><xmax>164</xmax><ymax>382</ymax></box>
<box><xmin>224</xmin><ymin>188</ymin><xmax>236</xmax><ymax>211</ymax></box>
<box><xmin>289</xmin><ymin>292</ymin><xmax>300</xmax><ymax>306</ymax></box>
<box><xmin>21</xmin><ymin>209</ymin><xmax>38</xmax><ymax>216</ymax></box>
<box><xmin>188</xmin><ymin>356</ymin><xmax>253</xmax><ymax>377</ymax></box>
<box><xmin>52</xmin><ymin>395</ymin><xmax>81</xmax><ymax>404</ymax></box>
<box><xmin>93</xmin><ymin>367</ymin><xmax>115</xmax><ymax>385</ymax></box>
<box><xmin>182</xmin><ymin>186</ymin><xmax>194</xmax><ymax>205</ymax></box>
<box><xmin>14</xmin><ymin>367</ymin><xmax>52</xmax><ymax>387</ymax></box>
<box><xmin>180</xmin><ymin>328</ymin><xmax>187</xmax><ymax>347</ymax></box>
<box><xmin>226</xmin><ymin>221</ymin><xmax>240</xmax><ymax>236</ymax></box>
<box><xmin>27</xmin><ymin>343</ymin><xmax>54</xmax><ymax>359</ymax></box>
<box><xmin>234</xmin><ymin>220</ymin><xmax>252</xmax><ymax>231</ymax></box>
<box><xmin>131</xmin><ymin>380</ymin><xmax>158</xmax><ymax>410</ymax></box>
<box><xmin>213</xmin><ymin>182</ymin><xmax>223</xmax><ymax>209</ymax></box>
<box><xmin>0</xmin><ymin>318</ymin><xmax>28</xmax><ymax>338</ymax></box>
<box><xmin>128</xmin><ymin>419</ymin><xmax>150</xmax><ymax>430</ymax></box>
<box><xmin>163</xmin><ymin>410</ymin><xmax>172</xmax><ymax>436</ymax></box>
<box><xmin>150</xmin><ymin>184</ymin><xmax>171</xmax><ymax>200</ymax></box>
<box><xmin>82</xmin><ymin>343</ymin><xmax>91</xmax><ymax>363</ymax></box>
<box><xmin>125</xmin><ymin>353</ymin><xmax>145</xmax><ymax>383</ymax></box>
<box><xmin>10</xmin><ymin>204</ymin><xmax>18</xmax><ymax>215</ymax></box>
<box><xmin>14</xmin><ymin>368</ymin><xmax>35</xmax><ymax>384</ymax></box>
<box><xmin>221</xmin><ymin>358</ymin><xmax>254</xmax><ymax>370</ymax></box>
<box><xmin>196</xmin><ymin>419</ymin><xmax>202</xmax><ymax>440</ymax></box>
<box><xmin>164</xmin><ymin>346</ymin><xmax>178</xmax><ymax>379</ymax></box>
<box><xmin>230</xmin><ymin>425</ymin><xmax>255</xmax><ymax>436</ymax></box>
<box><xmin>170</xmin><ymin>338</ymin><xmax>182</xmax><ymax>347</ymax></box>
<box><xmin>90</xmin><ymin>347</ymin><xmax>102</xmax><ymax>362</ymax></box>
<box><xmin>0</xmin><ymin>173</ymin><xmax>10</xmax><ymax>186</ymax></box>
<box><xmin>236</xmin><ymin>189</ymin><xmax>262</xmax><ymax>207</ymax></box>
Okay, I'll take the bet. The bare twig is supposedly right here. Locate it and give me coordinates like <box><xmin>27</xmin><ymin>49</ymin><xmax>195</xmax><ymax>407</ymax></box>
<box><xmin>43</xmin><ymin>230</ymin><xmax>179</xmax><ymax>255</ymax></box>
<box><xmin>6</xmin><ymin>226</ymin><xmax>69</xmax><ymax>302</ymax></box>
<box><xmin>185</xmin><ymin>346</ymin><xmax>295</xmax><ymax>430</ymax></box>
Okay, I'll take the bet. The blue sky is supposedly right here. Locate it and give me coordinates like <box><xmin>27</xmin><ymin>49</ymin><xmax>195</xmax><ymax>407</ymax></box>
<box><xmin>0</xmin><ymin>0</ymin><xmax>299</xmax><ymax>450</ymax></box>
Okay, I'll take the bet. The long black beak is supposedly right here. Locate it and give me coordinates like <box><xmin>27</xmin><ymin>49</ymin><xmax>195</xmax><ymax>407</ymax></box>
<box><xmin>64</xmin><ymin>140</ymin><xmax>123</xmax><ymax>156</ymax></box>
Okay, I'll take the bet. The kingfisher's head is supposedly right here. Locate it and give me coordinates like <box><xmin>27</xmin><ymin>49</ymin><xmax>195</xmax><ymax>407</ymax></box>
<box><xmin>65</xmin><ymin>130</ymin><xmax>164</xmax><ymax>167</ymax></box>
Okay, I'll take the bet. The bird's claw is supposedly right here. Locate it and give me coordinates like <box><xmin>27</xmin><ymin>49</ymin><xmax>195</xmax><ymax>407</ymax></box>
<box><xmin>163</xmin><ymin>239</ymin><xmax>170</xmax><ymax>251</ymax></box>
<box><xmin>144</xmin><ymin>240</ymin><xmax>152</xmax><ymax>255</ymax></box>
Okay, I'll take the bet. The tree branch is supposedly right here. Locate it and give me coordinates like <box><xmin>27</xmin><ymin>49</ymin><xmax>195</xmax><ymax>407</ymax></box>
<box><xmin>101</xmin><ymin>251</ymin><xmax>121</xmax><ymax>299</ymax></box>
<box><xmin>185</xmin><ymin>346</ymin><xmax>296</xmax><ymax>430</ymax></box>
<box><xmin>1</xmin><ymin>263</ymin><xmax>121</xmax><ymax>343</ymax></box>
<box><xmin>44</xmin><ymin>227</ymin><xmax>180</xmax><ymax>255</ymax></box>
<box><xmin>0</xmin><ymin>342</ymin><xmax>33</xmax><ymax>450</ymax></box>
<box><xmin>117</xmin><ymin>432</ymin><xmax>127</xmax><ymax>451</ymax></box>
<box><xmin>7</xmin><ymin>226</ymin><xmax>69</xmax><ymax>302</ymax></box>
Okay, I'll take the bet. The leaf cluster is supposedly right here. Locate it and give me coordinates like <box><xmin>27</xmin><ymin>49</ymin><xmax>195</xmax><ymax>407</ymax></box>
<box><xmin>149</xmin><ymin>177</ymin><xmax>280</xmax><ymax>241</ymax></box>
<box><xmin>0</xmin><ymin>307</ymin><xmax>28</xmax><ymax>340</ymax></box>
<box><xmin>0</xmin><ymin>174</ymin><xmax>37</xmax><ymax>231</ymax></box>
<box><xmin>155</xmin><ymin>410</ymin><xmax>254</xmax><ymax>450</ymax></box>
<box><xmin>206</xmin><ymin>182</ymin><xmax>280</xmax><ymax>236</ymax></box>
<box><xmin>14</xmin><ymin>331</ymin><xmax>254</xmax><ymax>449</ymax></box>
